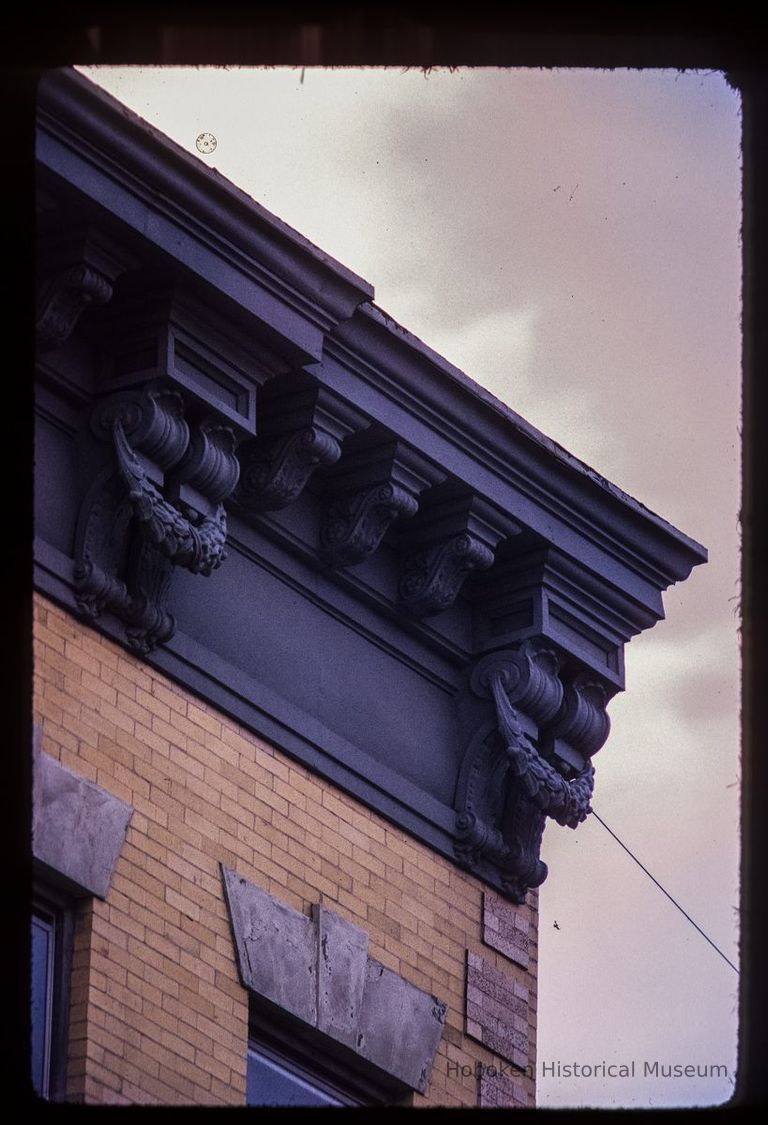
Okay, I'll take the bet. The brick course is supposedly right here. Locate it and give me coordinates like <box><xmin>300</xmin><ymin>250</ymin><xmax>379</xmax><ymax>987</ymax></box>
<box><xmin>33</xmin><ymin>594</ymin><xmax>538</xmax><ymax>1106</ymax></box>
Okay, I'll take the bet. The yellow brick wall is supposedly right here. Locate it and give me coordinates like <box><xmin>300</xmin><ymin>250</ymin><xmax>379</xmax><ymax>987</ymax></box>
<box><xmin>32</xmin><ymin>593</ymin><xmax>538</xmax><ymax>1106</ymax></box>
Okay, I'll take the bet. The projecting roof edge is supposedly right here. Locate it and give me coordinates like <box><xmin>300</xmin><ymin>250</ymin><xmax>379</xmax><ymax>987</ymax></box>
<box><xmin>38</xmin><ymin>66</ymin><xmax>706</xmax><ymax>593</ymax></box>
<box><xmin>38</xmin><ymin>68</ymin><xmax>374</xmax><ymax>328</ymax></box>
<box><xmin>357</xmin><ymin>301</ymin><xmax>708</xmax><ymax>578</ymax></box>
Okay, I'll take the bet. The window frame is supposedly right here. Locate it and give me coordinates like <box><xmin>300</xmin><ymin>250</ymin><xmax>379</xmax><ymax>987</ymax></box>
<box><xmin>247</xmin><ymin>1001</ymin><xmax>409</xmax><ymax>1108</ymax></box>
<box><xmin>31</xmin><ymin>884</ymin><xmax>74</xmax><ymax>1101</ymax></box>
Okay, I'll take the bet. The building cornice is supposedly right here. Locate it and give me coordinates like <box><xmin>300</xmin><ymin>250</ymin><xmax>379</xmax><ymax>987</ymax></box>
<box><xmin>37</xmin><ymin>68</ymin><xmax>374</xmax><ymax>362</ymax></box>
<box><xmin>333</xmin><ymin>304</ymin><xmax>706</xmax><ymax>595</ymax></box>
<box><xmin>34</xmin><ymin>66</ymin><xmax>708</xmax><ymax>901</ymax></box>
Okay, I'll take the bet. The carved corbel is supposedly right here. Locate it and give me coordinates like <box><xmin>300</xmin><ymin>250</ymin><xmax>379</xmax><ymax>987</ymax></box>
<box><xmin>235</xmin><ymin>379</ymin><xmax>358</xmax><ymax>514</ymax></box>
<box><xmin>318</xmin><ymin>435</ymin><xmax>435</xmax><ymax>568</ymax></box>
<box><xmin>36</xmin><ymin>226</ymin><xmax>135</xmax><ymax>352</ymax></box>
<box><xmin>37</xmin><ymin>265</ymin><xmax>114</xmax><ymax>351</ymax></box>
<box><xmin>455</xmin><ymin>643</ymin><xmax>607</xmax><ymax>902</ymax></box>
<box><xmin>237</xmin><ymin>426</ymin><xmax>341</xmax><ymax>512</ymax></box>
<box><xmin>74</xmin><ymin>382</ymin><xmax>239</xmax><ymax>654</ymax></box>
<box><xmin>113</xmin><ymin>420</ymin><xmax>229</xmax><ymax>577</ymax></box>
<box><xmin>321</xmin><ymin>483</ymin><xmax>418</xmax><ymax>567</ymax></box>
<box><xmin>401</xmin><ymin>534</ymin><xmax>494</xmax><ymax>617</ymax></box>
<box><xmin>399</xmin><ymin>490</ymin><xmax>512</xmax><ymax>617</ymax></box>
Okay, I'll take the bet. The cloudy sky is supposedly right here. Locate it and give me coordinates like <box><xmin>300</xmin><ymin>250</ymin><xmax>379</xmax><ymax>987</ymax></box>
<box><xmin>77</xmin><ymin>66</ymin><xmax>742</xmax><ymax>1108</ymax></box>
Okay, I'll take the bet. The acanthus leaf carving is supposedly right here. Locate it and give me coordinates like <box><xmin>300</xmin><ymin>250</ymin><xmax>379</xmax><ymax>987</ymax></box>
<box><xmin>74</xmin><ymin>471</ymin><xmax>137</xmax><ymax>622</ymax></box>
<box><xmin>36</xmin><ymin>225</ymin><xmax>136</xmax><ymax>353</ymax></box>
<box><xmin>454</xmin><ymin>732</ymin><xmax>548</xmax><ymax>904</ymax></box>
<box><xmin>236</xmin><ymin>425</ymin><xmax>341</xmax><ymax>513</ymax></box>
<box><xmin>122</xmin><ymin>537</ymin><xmax>176</xmax><ymax>655</ymax></box>
<box><xmin>74</xmin><ymin>384</ymin><xmax>238</xmax><ymax>653</ymax></box>
<box><xmin>455</xmin><ymin>643</ymin><xmax>605</xmax><ymax>902</ymax></box>
<box><xmin>320</xmin><ymin>482</ymin><xmax>418</xmax><ymax>568</ymax></box>
<box><xmin>73</xmin><ymin>482</ymin><xmax>177</xmax><ymax>656</ymax></box>
<box><xmin>400</xmin><ymin>532</ymin><xmax>494</xmax><ymax>617</ymax></box>
<box><xmin>488</xmin><ymin>671</ymin><xmax>594</xmax><ymax>830</ymax></box>
<box><xmin>36</xmin><ymin>264</ymin><xmax>114</xmax><ymax>352</ymax></box>
<box><xmin>114</xmin><ymin>419</ymin><xmax>228</xmax><ymax>576</ymax></box>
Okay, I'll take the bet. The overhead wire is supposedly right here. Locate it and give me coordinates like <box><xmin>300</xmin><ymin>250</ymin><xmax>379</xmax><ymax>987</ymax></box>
<box><xmin>589</xmin><ymin>808</ymin><xmax>739</xmax><ymax>975</ymax></box>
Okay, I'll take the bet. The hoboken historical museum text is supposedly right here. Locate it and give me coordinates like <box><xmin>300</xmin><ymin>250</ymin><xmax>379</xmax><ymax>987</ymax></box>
<box><xmin>447</xmin><ymin>1060</ymin><xmax>730</xmax><ymax>1082</ymax></box>
<box><xmin>540</xmin><ymin>1061</ymin><xmax>729</xmax><ymax>1080</ymax></box>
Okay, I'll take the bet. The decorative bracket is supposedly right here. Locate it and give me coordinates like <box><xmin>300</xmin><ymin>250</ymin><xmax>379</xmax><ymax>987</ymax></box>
<box><xmin>238</xmin><ymin>426</ymin><xmax>341</xmax><ymax>512</ymax></box>
<box><xmin>37</xmin><ymin>265</ymin><xmax>113</xmax><ymax>351</ymax></box>
<box><xmin>36</xmin><ymin>226</ymin><xmax>135</xmax><ymax>352</ymax></box>
<box><xmin>319</xmin><ymin>434</ymin><xmax>436</xmax><ymax>568</ymax></box>
<box><xmin>401</xmin><ymin>534</ymin><xmax>494</xmax><ymax>617</ymax></box>
<box><xmin>455</xmin><ymin>642</ymin><xmax>609</xmax><ymax>901</ymax></box>
<box><xmin>74</xmin><ymin>382</ymin><xmax>239</xmax><ymax>654</ymax></box>
<box><xmin>235</xmin><ymin>378</ymin><xmax>360</xmax><ymax>513</ymax></box>
<box><xmin>321</xmin><ymin>482</ymin><xmax>418</xmax><ymax>567</ymax></box>
<box><xmin>399</xmin><ymin>489</ymin><xmax>515</xmax><ymax>617</ymax></box>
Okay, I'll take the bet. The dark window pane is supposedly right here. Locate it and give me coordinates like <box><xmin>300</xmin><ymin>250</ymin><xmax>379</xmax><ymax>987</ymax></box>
<box><xmin>247</xmin><ymin>1046</ymin><xmax>346</xmax><ymax>1107</ymax></box>
<box><xmin>31</xmin><ymin>912</ymin><xmax>55</xmax><ymax>1098</ymax></box>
